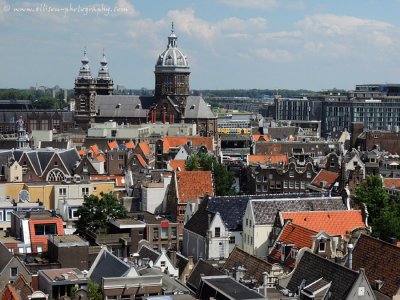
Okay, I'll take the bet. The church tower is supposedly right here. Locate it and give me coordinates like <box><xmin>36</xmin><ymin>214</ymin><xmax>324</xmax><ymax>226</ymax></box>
<box><xmin>74</xmin><ymin>48</ymin><xmax>96</xmax><ymax>125</ymax></box>
<box><xmin>153</xmin><ymin>23</ymin><xmax>190</xmax><ymax>122</ymax></box>
<box><xmin>96</xmin><ymin>50</ymin><xmax>114</xmax><ymax>95</ymax></box>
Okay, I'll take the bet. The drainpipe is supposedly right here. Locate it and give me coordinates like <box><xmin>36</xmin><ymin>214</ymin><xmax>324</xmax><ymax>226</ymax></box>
<box><xmin>347</xmin><ymin>244</ymin><xmax>354</xmax><ymax>269</ymax></box>
<box><xmin>263</xmin><ymin>271</ymin><xmax>269</xmax><ymax>299</ymax></box>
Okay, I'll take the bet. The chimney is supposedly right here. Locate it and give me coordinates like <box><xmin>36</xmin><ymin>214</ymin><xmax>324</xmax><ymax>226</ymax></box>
<box><xmin>263</xmin><ymin>272</ymin><xmax>269</xmax><ymax>299</ymax></box>
<box><xmin>170</xmin><ymin>250</ymin><xmax>177</xmax><ymax>266</ymax></box>
<box><xmin>188</xmin><ymin>256</ymin><xmax>194</xmax><ymax>269</ymax></box>
<box><xmin>347</xmin><ymin>244</ymin><xmax>354</xmax><ymax>269</ymax></box>
<box><xmin>389</xmin><ymin>237</ymin><xmax>397</xmax><ymax>245</ymax></box>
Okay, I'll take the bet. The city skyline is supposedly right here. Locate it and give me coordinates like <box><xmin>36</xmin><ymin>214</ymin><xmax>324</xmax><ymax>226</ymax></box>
<box><xmin>1</xmin><ymin>0</ymin><xmax>400</xmax><ymax>90</ymax></box>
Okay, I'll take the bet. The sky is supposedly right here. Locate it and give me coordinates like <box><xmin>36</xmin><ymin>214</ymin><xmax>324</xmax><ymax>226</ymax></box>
<box><xmin>1</xmin><ymin>0</ymin><xmax>400</xmax><ymax>90</ymax></box>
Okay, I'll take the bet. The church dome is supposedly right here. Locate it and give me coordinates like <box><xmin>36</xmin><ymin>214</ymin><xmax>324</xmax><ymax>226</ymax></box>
<box><xmin>156</xmin><ymin>24</ymin><xmax>189</xmax><ymax>70</ymax></box>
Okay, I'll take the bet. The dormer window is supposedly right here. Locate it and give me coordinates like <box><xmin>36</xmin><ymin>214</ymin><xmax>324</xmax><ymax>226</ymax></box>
<box><xmin>291</xmin><ymin>248</ymin><xmax>298</xmax><ymax>259</ymax></box>
<box><xmin>319</xmin><ymin>241</ymin><xmax>326</xmax><ymax>252</ymax></box>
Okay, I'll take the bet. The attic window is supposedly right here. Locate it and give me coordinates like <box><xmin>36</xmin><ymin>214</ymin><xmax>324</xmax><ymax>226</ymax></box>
<box><xmin>319</xmin><ymin>241</ymin><xmax>326</xmax><ymax>252</ymax></box>
<box><xmin>190</xmin><ymin>104</ymin><xmax>195</xmax><ymax>109</ymax></box>
<box><xmin>291</xmin><ymin>248</ymin><xmax>298</xmax><ymax>259</ymax></box>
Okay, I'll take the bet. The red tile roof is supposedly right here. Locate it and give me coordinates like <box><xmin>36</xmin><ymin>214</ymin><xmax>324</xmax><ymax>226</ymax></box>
<box><xmin>269</xmin><ymin>222</ymin><xmax>316</xmax><ymax>268</ymax></box>
<box><xmin>383</xmin><ymin>178</ymin><xmax>400</xmax><ymax>189</ymax></box>
<box><xmin>311</xmin><ymin>169</ymin><xmax>339</xmax><ymax>189</ymax></box>
<box><xmin>169</xmin><ymin>160</ymin><xmax>186</xmax><ymax>171</ymax></box>
<box><xmin>176</xmin><ymin>171</ymin><xmax>214</xmax><ymax>202</ymax></box>
<box><xmin>138</xmin><ymin>141</ymin><xmax>152</xmax><ymax>156</ymax></box>
<box><xmin>247</xmin><ymin>154</ymin><xmax>288</xmax><ymax>165</ymax></box>
<box><xmin>78</xmin><ymin>149</ymin><xmax>85</xmax><ymax>156</ymax></box>
<box><xmin>252</xmin><ymin>134</ymin><xmax>270</xmax><ymax>142</ymax></box>
<box><xmin>96</xmin><ymin>154</ymin><xmax>105</xmax><ymax>162</ymax></box>
<box><xmin>280</xmin><ymin>210</ymin><xmax>366</xmax><ymax>236</ymax></box>
<box><xmin>352</xmin><ymin>234</ymin><xmax>400</xmax><ymax>298</ymax></box>
<box><xmin>162</xmin><ymin>137</ymin><xmax>213</xmax><ymax>153</ymax></box>
<box><xmin>108</xmin><ymin>140</ymin><xmax>118</xmax><ymax>150</ymax></box>
<box><xmin>125</xmin><ymin>140</ymin><xmax>135</xmax><ymax>149</ymax></box>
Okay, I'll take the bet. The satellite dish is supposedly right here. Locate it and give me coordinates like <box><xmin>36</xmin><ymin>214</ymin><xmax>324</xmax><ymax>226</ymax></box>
<box><xmin>18</xmin><ymin>190</ymin><xmax>30</xmax><ymax>202</ymax></box>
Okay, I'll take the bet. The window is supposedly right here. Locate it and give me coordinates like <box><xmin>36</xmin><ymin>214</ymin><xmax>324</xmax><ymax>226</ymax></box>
<box><xmin>37</xmin><ymin>246</ymin><xmax>43</xmax><ymax>253</ymax></box>
<box><xmin>215</xmin><ymin>227</ymin><xmax>221</xmax><ymax>237</ymax></box>
<box><xmin>161</xmin><ymin>228</ymin><xmax>168</xmax><ymax>239</ymax></box>
<box><xmin>249</xmin><ymin>220</ymin><xmax>252</xmax><ymax>227</ymax></box>
<box><xmin>10</xmin><ymin>267</ymin><xmax>18</xmax><ymax>277</ymax></box>
<box><xmin>119</xmin><ymin>164</ymin><xmax>124</xmax><ymax>170</ymax></box>
<box><xmin>244</xmin><ymin>233</ymin><xmax>246</xmax><ymax>243</ymax></box>
<box><xmin>34</xmin><ymin>223</ymin><xmax>57</xmax><ymax>235</ymax></box>
<box><xmin>0</xmin><ymin>211</ymin><xmax>3</xmax><ymax>222</ymax></box>
<box><xmin>160</xmin><ymin>261</ymin><xmax>166</xmax><ymax>267</ymax></box>
<box><xmin>153</xmin><ymin>228</ymin><xmax>159</xmax><ymax>239</ymax></box>
<box><xmin>289</xmin><ymin>171</ymin><xmax>294</xmax><ymax>177</ymax></box>
<box><xmin>118</xmin><ymin>154</ymin><xmax>124</xmax><ymax>160</ymax></box>
<box><xmin>306</xmin><ymin>171</ymin><xmax>312</xmax><ymax>179</ymax></box>
<box><xmin>18</xmin><ymin>247</ymin><xmax>24</xmax><ymax>254</ymax></box>
<box><xmin>250</xmin><ymin>236</ymin><xmax>253</xmax><ymax>245</ymax></box>
<box><xmin>82</xmin><ymin>187</ymin><xmax>89</xmax><ymax>196</ymax></box>
<box><xmin>229</xmin><ymin>236</ymin><xmax>236</xmax><ymax>244</ymax></box>
<box><xmin>26</xmin><ymin>247</ymin><xmax>31</xmax><ymax>253</ymax></box>
<box><xmin>319</xmin><ymin>241</ymin><xmax>326</xmax><ymax>252</ymax></box>
<box><xmin>283</xmin><ymin>181</ymin><xmax>288</xmax><ymax>189</ymax></box>
<box><xmin>291</xmin><ymin>249</ymin><xmax>298</xmax><ymax>259</ymax></box>
<box><xmin>171</xmin><ymin>227</ymin><xmax>177</xmax><ymax>238</ymax></box>
<box><xmin>6</xmin><ymin>211</ymin><xmax>12</xmax><ymax>222</ymax></box>
<box><xmin>59</xmin><ymin>188</ymin><xmax>67</xmax><ymax>196</ymax></box>
<box><xmin>71</xmin><ymin>209</ymin><xmax>79</xmax><ymax>219</ymax></box>
<box><xmin>246</xmin><ymin>218</ymin><xmax>248</xmax><ymax>226</ymax></box>
<box><xmin>256</xmin><ymin>185</ymin><xmax>261</xmax><ymax>192</ymax></box>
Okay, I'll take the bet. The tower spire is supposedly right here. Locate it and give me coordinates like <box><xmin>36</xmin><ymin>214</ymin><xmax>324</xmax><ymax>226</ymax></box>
<box><xmin>98</xmin><ymin>49</ymin><xmax>110</xmax><ymax>79</ymax></box>
<box><xmin>168</xmin><ymin>22</ymin><xmax>177</xmax><ymax>48</ymax></box>
<box><xmin>77</xmin><ymin>47</ymin><xmax>92</xmax><ymax>79</ymax></box>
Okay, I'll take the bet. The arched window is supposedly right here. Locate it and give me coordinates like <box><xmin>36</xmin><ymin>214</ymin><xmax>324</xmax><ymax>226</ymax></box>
<box><xmin>46</xmin><ymin>168</ymin><xmax>66</xmax><ymax>182</ymax></box>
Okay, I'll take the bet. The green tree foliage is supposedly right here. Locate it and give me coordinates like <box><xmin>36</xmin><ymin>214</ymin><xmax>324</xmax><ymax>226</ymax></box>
<box><xmin>185</xmin><ymin>153</ymin><xmax>235</xmax><ymax>196</ymax></box>
<box><xmin>75</xmin><ymin>193</ymin><xmax>128</xmax><ymax>236</ymax></box>
<box><xmin>354</xmin><ymin>175</ymin><xmax>400</xmax><ymax>240</ymax></box>
<box><xmin>88</xmin><ymin>281</ymin><xmax>103</xmax><ymax>300</ymax></box>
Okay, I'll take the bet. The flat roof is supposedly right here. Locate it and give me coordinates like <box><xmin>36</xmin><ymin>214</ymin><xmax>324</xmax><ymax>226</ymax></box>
<box><xmin>49</xmin><ymin>235</ymin><xmax>89</xmax><ymax>247</ymax></box>
<box><xmin>201</xmin><ymin>276</ymin><xmax>264</xmax><ymax>299</ymax></box>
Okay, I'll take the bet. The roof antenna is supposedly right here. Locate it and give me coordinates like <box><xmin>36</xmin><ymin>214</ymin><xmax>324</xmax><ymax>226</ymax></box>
<box><xmin>171</xmin><ymin>21</ymin><xmax>174</xmax><ymax>33</ymax></box>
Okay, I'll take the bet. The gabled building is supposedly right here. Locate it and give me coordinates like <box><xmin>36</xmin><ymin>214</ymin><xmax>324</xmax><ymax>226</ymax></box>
<box><xmin>242</xmin><ymin>193</ymin><xmax>347</xmax><ymax>256</ymax></box>
<box><xmin>186</xmin><ymin>259</ymin><xmax>224</xmax><ymax>293</ymax></box>
<box><xmin>137</xmin><ymin>244</ymin><xmax>179</xmax><ymax>277</ymax></box>
<box><xmin>183</xmin><ymin>198</ymin><xmax>229</xmax><ymax>261</ymax></box>
<box><xmin>278</xmin><ymin>249</ymin><xmax>376</xmax><ymax>300</ymax></box>
<box><xmin>0</xmin><ymin>242</ymin><xmax>32</xmax><ymax>290</ymax></box>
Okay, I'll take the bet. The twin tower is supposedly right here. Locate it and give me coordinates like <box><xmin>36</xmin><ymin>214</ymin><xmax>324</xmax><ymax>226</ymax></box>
<box><xmin>74</xmin><ymin>24</ymin><xmax>191</xmax><ymax>124</ymax></box>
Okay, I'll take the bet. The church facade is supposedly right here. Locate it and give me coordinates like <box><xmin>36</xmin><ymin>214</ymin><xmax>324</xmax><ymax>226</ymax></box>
<box><xmin>74</xmin><ymin>26</ymin><xmax>217</xmax><ymax>136</ymax></box>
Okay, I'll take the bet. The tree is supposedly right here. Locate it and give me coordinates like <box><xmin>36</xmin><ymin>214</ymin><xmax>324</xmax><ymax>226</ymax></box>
<box><xmin>185</xmin><ymin>153</ymin><xmax>236</xmax><ymax>196</ymax></box>
<box><xmin>354</xmin><ymin>175</ymin><xmax>400</xmax><ymax>240</ymax></box>
<box><xmin>74</xmin><ymin>192</ymin><xmax>127</xmax><ymax>236</ymax></box>
<box><xmin>88</xmin><ymin>281</ymin><xmax>103</xmax><ymax>300</ymax></box>
<box><xmin>353</xmin><ymin>175</ymin><xmax>389</xmax><ymax>223</ymax></box>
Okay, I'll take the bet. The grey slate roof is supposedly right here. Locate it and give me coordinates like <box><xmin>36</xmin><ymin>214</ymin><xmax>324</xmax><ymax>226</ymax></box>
<box><xmin>58</xmin><ymin>148</ymin><xmax>80</xmax><ymax>174</ymax></box>
<box><xmin>251</xmin><ymin>195</ymin><xmax>346</xmax><ymax>225</ymax></box>
<box><xmin>89</xmin><ymin>248</ymin><xmax>131</xmax><ymax>285</ymax></box>
<box><xmin>95</xmin><ymin>95</ymin><xmax>153</xmax><ymax>118</ymax></box>
<box><xmin>0</xmin><ymin>242</ymin><xmax>13</xmax><ymax>272</ymax></box>
<box><xmin>0</xmin><ymin>150</ymin><xmax>13</xmax><ymax>167</ymax></box>
<box><xmin>138</xmin><ymin>244</ymin><xmax>161</xmax><ymax>263</ymax></box>
<box><xmin>186</xmin><ymin>259</ymin><xmax>224</xmax><ymax>292</ymax></box>
<box><xmin>206</xmin><ymin>196</ymin><xmax>249</xmax><ymax>231</ymax></box>
<box><xmin>184</xmin><ymin>96</ymin><xmax>215</xmax><ymax>119</ymax></box>
<box><xmin>286</xmin><ymin>251</ymin><xmax>360</xmax><ymax>300</ymax></box>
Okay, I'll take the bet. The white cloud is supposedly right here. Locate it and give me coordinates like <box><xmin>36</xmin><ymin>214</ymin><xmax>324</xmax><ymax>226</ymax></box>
<box><xmin>218</xmin><ymin>0</ymin><xmax>279</xmax><ymax>10</ymax></box>
<box><xmin>115</xmin><ymin>0</ymin><xmax>138</xmax><ymax>17</ymax></box>
<box><xmin>251</xmin><ymin>48</ymin><xmax>294</xmax><ymax>62</ymax></box>
<box><xmin>297</xmin><ymin>14</ymin><xmax>392</xmax><ymax>36</ymax></box>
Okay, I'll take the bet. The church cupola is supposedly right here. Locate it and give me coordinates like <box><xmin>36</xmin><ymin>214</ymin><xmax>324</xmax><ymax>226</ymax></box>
<box><xmin>96</xmin><ymin>50</ymin><xmax>113</xmax><ymax>95</ymax></box>
<box><xmin>77</xmin><ymin>48</ymin><xmax>92</xmax><ymax>80</ymax></box>
<box><xmin>154</xmin><ymin>23</ymin><xmax>190</xmax><ymax>103</ymax></box>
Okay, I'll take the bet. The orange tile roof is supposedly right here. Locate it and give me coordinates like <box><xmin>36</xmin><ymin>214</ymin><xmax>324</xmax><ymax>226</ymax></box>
<box><xmin>248</xmin><ymin>154</ymin><xmax>288</xmax><ymax>165</ymax></box>
<box><xmin>90</xmin><ymin>144</ymin><xmax>99</xmax><ymax>156</ymax></box>
<box><xmin>136</xmin><ymin>154</ymin><xmax>148</xmax><ymax>168</ymax></box>
<box><xmin>311</xmin><ymin>169</ymin><xmax>339</xmax><ymax>189</ymax></box>
<box><xmin>252</xmin><ymin>134</ymin><xmax>270</xmax><ymax>142</ymax></box>
<box><xmin>169</xmin><ymin>160</ymin><xmax>186</xmax><ymax>171</ymax></box>
<box><xmin>78</xmin><ymin>149</ymin><xmax>85</xmax><ymax>156</ymax></box>
<box><xmin>269</xmin><ymin>222</ymin><xmax>316</xmax><ymax>268</ymax></box>
<box><xmin>162</xmin><ymin>137</ymin><xmax>213</xmax><ymax>153</ymax></box>
<box><xmin>138</xmin><ymin>141</ymin><xmax>152</xmax><ymax>156</ymax></box>
<box><xmin>108</xmin><ymin>140</ymin><xmax>118</xmax><ymax>150</ymax></box>
<box><xmin>96</xmin><ymin>154</ymin><xmax>105</xmax><ymax>162</ymax></box>
<box><xmin>383</xmin><ymin>178</ymin><xmax>400</xmax><ymax>189</ymax></box>
<box><xmin>125</xmin><ymin>140</ymin><xmax>135</xmax><ymax>149</ymax></box>
<box><xmin>281</xmin><ymin>210</ymin><xmax>366</xmax><ymax>236</ymax></box>
<box><xmin>176</xmin><ymin>171</ymin><xmax>214</xmax><ymax>202</ymax></box>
